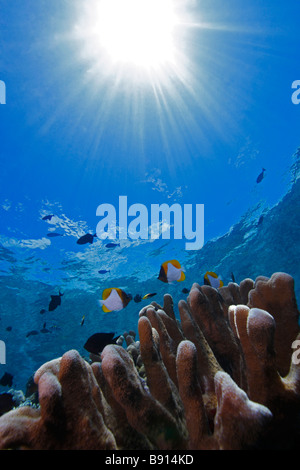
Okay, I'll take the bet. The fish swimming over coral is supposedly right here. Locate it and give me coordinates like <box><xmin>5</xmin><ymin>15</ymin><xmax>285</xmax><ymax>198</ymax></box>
<box><xmin>48</xmin><ymin>291</ymin><xmax>64</xmax><ymax>311</ymax></box>
<box><xmin>0</xmin><ymin>372</ymin><xmax>13</xmax><ymax>387</ymax></box>
<box><xmin>204</xmin><ymin>271</ymin><xmax>224</xmax><ymax>289</ymax></box>
<box><xmin>142</xmin><ymin>293</ymin><xmax>157</xmax><ymax>300</ymax></box>
<box><xmin>99</xmin><ymin>288</ymin><xmax>132</xmax><ymax>312</ymax></box>
<box><xmin>77</xmin><ymin>233</ymin><xmax>97</xmax><ymax>245</ymax></box>
<box><xmin>83</xmin><ymin>332</ymin><xmax>120</xmax><ymax>355</ymax></box>
<box><xmin>158</xmin><ymin>260</ymin><xmax>185</xmax><ymax>283</ymax></box>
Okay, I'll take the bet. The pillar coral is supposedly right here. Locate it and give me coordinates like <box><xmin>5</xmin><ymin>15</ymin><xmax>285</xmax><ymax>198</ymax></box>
<box><xmin>0</xmin><ymin>272</ymin><xmax>299</xmax><ymax>450</ymax></box>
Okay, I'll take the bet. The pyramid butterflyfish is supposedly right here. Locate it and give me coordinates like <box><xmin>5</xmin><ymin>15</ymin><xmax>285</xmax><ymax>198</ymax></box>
<box><xmin>158</xmin><ymin>260</ymin><xmax>185</xmax><ymax>284</ymax></box>
<box><xmin>99</xmin><ymin>288</ymin><xmax>132</xmax><ymax>312</ymax></box>
<box><xmin>204</xmin><ymin>271</ymin><xmax>224</xmax><ymax>289</ymax></box>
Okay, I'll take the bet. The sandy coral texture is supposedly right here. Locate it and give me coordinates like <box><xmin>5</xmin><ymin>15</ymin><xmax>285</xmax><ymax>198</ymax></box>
<box><xmin>0</xmin><ymin>272</ymin><xmax>299</xmax><ymax>450</ymax></box>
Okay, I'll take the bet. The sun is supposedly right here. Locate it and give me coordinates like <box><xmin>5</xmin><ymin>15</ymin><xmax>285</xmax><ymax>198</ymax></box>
<box><xmin>75</xmin><ymin>0</ymin><xmax>180</xmax><ymax>71</ymax></box>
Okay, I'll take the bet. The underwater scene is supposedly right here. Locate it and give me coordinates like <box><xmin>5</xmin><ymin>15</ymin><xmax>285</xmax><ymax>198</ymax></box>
<box><xmin>0</xmin><ymin>0</ymin><xmax>300</xmax><ymax>451</ymax></box>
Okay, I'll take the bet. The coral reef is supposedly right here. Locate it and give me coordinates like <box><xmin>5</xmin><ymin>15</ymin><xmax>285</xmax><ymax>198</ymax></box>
<box><xmin>0</xmin><ymin>272</ymin><xmax>299</xmax><ymax>450</ymax></box>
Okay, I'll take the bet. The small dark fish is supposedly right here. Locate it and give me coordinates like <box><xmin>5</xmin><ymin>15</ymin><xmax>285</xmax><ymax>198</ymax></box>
<box><xmin>142</xmin><ymin>293</ymin><xmax>157</xmax><ymax>300</ymax></box>
<box><xmin>231</xmin><ymin>272</ymin><xmax>236</xmax><ymax>283</ymax></box>
<box><xmin>77</xmin><ymin>233</ymin><xmax>97</xmax><ymax>245</ymax></box>
<box><xmin>257</xmin><ymin>215</ymin><xmax>264</xmax><ymax>226</ymax></box>
<box><xmin>42</xmin><ymin>214</ymin><xmax>55</xmax><ymax>221</ymax></box>
<box><xmin>98</xmin><ymin>269</ymin><xmax>110</xmax><ymax>274</ymax></box>
<box><xmin>134</xmin><ymin>294</ymin><xmax>142</xmax><ymax>303</ymax></box>
<box><xmin>40</xmin><ymin>322</ymin><xmax>50</xmax><ymax>334</ymax></box>
<box><xmin>0</xmin><ymin>372</ymin><xmax>13</xmax><ymax>387</ymax></box>
<box><xmin>5</xmin><ymin>326</ymin><xmax>12</xmax><ymax>332</ymax></box>
<box><xmin>105</xmin><ymin>243</ymin><xmax>120</xmax><ymax>248</ymax></box>
<box><xmin>256</xmin><ymin>168</ymin><xmax>266</xmax><ymax>183</ymax></box>
<box><xmin>84</xmin><ymin>332</ymin><xmax>120</xmax><ymax>355</ymax></box>
<box><xmin>40</xmin><ymin>309</ymin><xmax>46</xmax><ymax>314</ymax></box>
<box><xmin>47</xmin><ymin>232</ymin><xmax>63</xmax><ymax>238</ymax></box>
<box><xmin>80</xmin><ymin>315</ymin><xmax>85</xmax><ymax>326</ymax></box>
<box><xmin>0</xmin><ymin>392</ymin><xmax>15</xmax><ymax>416</ymax></box>
<box><xmin>48</xmin><ymin>291</ymin><xmax>64</xmax><ymax>312</ymax></box>
<box><xmin>26</xmin><ymin>330</ymin><xmax>39</xmax><ymax>338</ymax></box>
<box><xmin>182</xmin><ymin>288</ymin><xmax>189</xmax><ymax>294</ymax></box>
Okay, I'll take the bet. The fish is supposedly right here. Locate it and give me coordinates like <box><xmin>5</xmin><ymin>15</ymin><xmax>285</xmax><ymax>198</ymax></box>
<box><xmin>0</xmin><ymin>372</ymin><xmax>13</xmax><ymax>387</ymax></box>
<box><xmin>256</xmin><ymin>168</ymin><xmax>266</xmax><ymax>183</ymax></box>
<box><xmin>182</xmin><ymin>288</ymin><xmax>189</xmax><ymax>294</ymax></box>
<box><xmin>99</xmin><ymin>288</ymin><xmax>132</xmax><ymax>312</ymax></box>
<box><xmin>134</xmin><ymin>294</ymin><xmax>142</xmax><ymax>303</ymax></box>
<box><xmin>158</xmin><ymin>260</ymin><xmax>185</xmax><ymax>284</ymax></box>
<box><xmin>26</xmin><ymin>330</ymin><xmax>39</xmax><ymax>338</ymax></box>
<box><xmin>84</xmin><ymin>332</ymin><xmax>120</xmax><ymax>355</ymax></box>
<box><xmin>257</xmin><ymin>215</ymin><xmax>264</xmax><ymax>226</ymax></box>
<box><xmin>98</xmin><ymin>269</ymin><xmax>110</xmax><ymax>274</ymax></box>
<box><xmin>231</xmin><ymin>272</ymin><xmax>236</xmax><ymax>283</ymax></box>
<box><xmin>42</xmin><ymin>214</ymin><xmax>55</xmax><ymax>221</ymax></box>
<box><xmin>5</xmin><ymin>326</ymin><xmax>12</xmax><ymax>332</ymax></box>
<box><xmin>80</xmin><ymin>315</ymin><xmax>85</xmax><ymax>326</ymax></box>
<box><xmin>142</xmin><ymin>293</ymin><xmax>157</xmax><ymax>300</ymax></box>
<box><xmin>40</xmin><ymin>323</ymin><xmax>50</xmax><ymax>334</ymax></box>
<box><xmin>204</xmin><ymin>271</ymin><xmax>224</xmax><ymax>289</ymax></box>
<box><xmin>105</xmin><ymin>243</ymin><xmax>120</xmax><ymax>248</ymax></box>
<box><xmin>77</xmin><ymin>233</ymin><xmax>97</xmax><ymax>245</ymax></box>
<box><xmin>48</xmin><ymin>291</ymin><xmax>64</xmax><ymax>311</ymax></box>
<box><xmin>40</xmin><ymin>309</ymin><xmax>46</xmax><ymax>314</ymax></box>
<box><xmin>47</xmin><ymin>232</ymin><xmax>63</xmax><ymax>238</ymax></box>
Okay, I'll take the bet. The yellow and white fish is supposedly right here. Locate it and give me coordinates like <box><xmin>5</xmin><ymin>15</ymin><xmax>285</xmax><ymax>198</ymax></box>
<box><xmin>99</xmin><ymin>288</ymin><xmax>132</xmax><ymax>312</ymax></box>
<box><xmin>204</xmin><ymin>271</ymin><xmax>224</xmax><ymax>289</ymax></box>
<box><xmin>158</xmin><ymin>260</ymin><xmax>185</xmax><ymax>284</ymax></box>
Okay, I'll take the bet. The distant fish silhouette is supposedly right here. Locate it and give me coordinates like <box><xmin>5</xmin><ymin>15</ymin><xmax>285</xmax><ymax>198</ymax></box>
<box><xmin>0</xmin><ymin>372</ymin><xmax>13</xmax><ymax>387</ymax></box>
<box><xmin>98</xmin><ymin>269</ymin><xmax>110</xmax><ymax>274</ymax></box>
<box><xmin>77</xmin><ymin>233</ymin><xmax>97</xmax><ymax>245</ymax></box>
<box><xmin>257</xmin><ymin>215</ymin><xmax>264</xmax><ymax>226</ymax></box>
<box><xmin>5</xmin><ymin>326</ymin><xmax>12</xmax><ymax>332</ymax></box>
<box><xmin>40</xmin><ymin>309</ymin><xmax>46</xmax><ymax>314</ymax></box>
<box><xmin>40</xmin><ymin>322</ymin><xmax>50</xmax><ymax>334</ymax></box>
<box><xmin>47</xmin><ymin>233</ymin><xmax>63</xmax><ymax>238</ymax></box>
<box><xmin>134</xmin><ymin>294</ymin><xmax>142</xmax><ymax>303</ymax></box>
<box><xmin>84</xmin><ymin>332</ymin><xmax>120</xmax><ymax>355</ymax></box>
<box><xmin>80</xmin><ymin>315</ymin><xmax>85</xmax><ymax>326</ymax></box>
<box><xmin>26</xmin><ymin>330</ymin><xmax>39</xmax><ymax>338</ymax></box>
<box><xmin>182</xmin><ymin>288</ymin><xmax>189</xmax><ymax>294</ymax></box>
<box><xmin>42</xmin><ymin>214</ymin><xmax>55</xmax><ymax>221</ymax></box>
<box><xmin>48</xmin><ymin>291</ymin><xmax>64</xmax><ymax>311</ymax></box>
<box><xmin>256</xmin><ymin>168</ymin><xmax>266</xmax><ymax>183</ymax></box>
<box><xmin>105</xmin><ymin>243</ymin><xmax>120</xmax><ymax>248</ymax></box>
<box><xmin>231</xmin><ymin>272</ymin><xmax>236</xmax><ymax>283</ymax></box>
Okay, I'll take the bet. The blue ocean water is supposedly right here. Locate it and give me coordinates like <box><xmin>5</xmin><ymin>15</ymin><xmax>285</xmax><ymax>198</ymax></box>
<box><xmin>0</xmin><ymin>0</ymin><xmax>300</xmax><ymax>391</ymax></box>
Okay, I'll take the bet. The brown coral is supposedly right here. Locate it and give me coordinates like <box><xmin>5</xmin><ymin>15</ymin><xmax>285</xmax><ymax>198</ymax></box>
<box><xmin>0</xmin><ymin>272</ymin><xmax>299</xmax><ymax>450</ymax></box>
